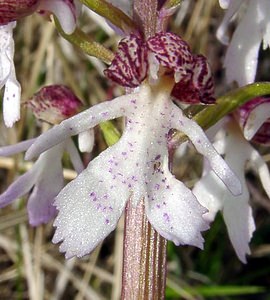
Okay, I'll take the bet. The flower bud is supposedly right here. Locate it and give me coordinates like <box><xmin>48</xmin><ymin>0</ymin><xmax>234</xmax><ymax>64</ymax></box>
<box><xmin>26</xmin><ymin>85</ymin><xmax>82</xmax><ymax>124</ymax></box>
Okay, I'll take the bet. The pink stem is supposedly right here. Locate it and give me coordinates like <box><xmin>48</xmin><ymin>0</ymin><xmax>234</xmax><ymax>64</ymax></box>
<box><xmin>121</xmin><ymin>199</ymin><xmax>167</xmax><ymax>299</ymax></box>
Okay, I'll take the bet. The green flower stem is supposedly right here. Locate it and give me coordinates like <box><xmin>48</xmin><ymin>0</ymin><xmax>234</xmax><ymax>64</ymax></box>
<box><xmin>79</xmin><ymin>0</ymin><xmax>136</xmax><ymax>33</ymax></box>
<box><xmin>54</xmin><ymin>18</ymin><xmax>114</xmax><ymax>64</ymax></box>
<box><xmin>173</xmin><ymin>82</ymin><xmax>270</xmax><ymax>146</ymax></box>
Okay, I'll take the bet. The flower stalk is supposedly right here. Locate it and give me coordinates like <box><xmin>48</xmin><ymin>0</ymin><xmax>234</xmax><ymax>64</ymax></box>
<box><xmin>121</xmin><ymin>199</ymin><xmax>167</xmax><ymax>299</ymax></box>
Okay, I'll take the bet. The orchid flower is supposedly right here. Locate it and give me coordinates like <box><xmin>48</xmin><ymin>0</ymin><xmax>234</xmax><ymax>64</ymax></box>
<box><xmin>25</xmin><ymin>32</ymin><xmax>241</xmax><ymax>258</ymax></box>
<box><xmin>193</xmin><ymin>97</ymin><xmax>270</xmax><ymax>263</ymax></box>
<box><xmin>0</xmin><ymin>1</ymin><xmax>81</xmax><ymax>127</ymax></box>
<box><xmin>217</xmin><ymin>0</ymin><xmax>270</xmax><ymax>86</ymax></box>
<box><xmin>0</xmin><ymin>85</ymin><xmax>84</xmax><ymax>226</ymax></box>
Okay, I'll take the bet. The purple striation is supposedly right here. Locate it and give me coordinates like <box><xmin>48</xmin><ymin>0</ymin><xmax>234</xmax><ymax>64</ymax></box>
<box><xmin>104</xmin><ymin>32</ymin><xmax>215</xmax><ymax>104</ymax></box>
<box><xmin>147</xmin><ymin>32</ymin><xmax>193</xmax><ymax>79</ymax></box>
<box><xmin>26</xmin><ymin>85</ymin><xmax>82</xmax><ymax>124</ymax></box>
<box><xmin>0</xmin><ymin>0</ymin><xmax>39</xmax><ymax>24</ymax></box>
<box><xmin>171</xmin><ymin>55</ymin><xmax>215</xmax><ymax>104</ymax></box>
<box><xmin>104</xmin><ymin>34</ymin><xmax>148</xmax><ymax>87</ymax></box>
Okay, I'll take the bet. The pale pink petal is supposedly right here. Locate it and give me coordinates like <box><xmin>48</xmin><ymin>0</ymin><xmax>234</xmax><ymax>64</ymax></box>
<box><xmin>0</xmin><ymin>164</ymin><xmax>40</xmax><ymax>208</ymax></box>
<box><xmin>0</xmin><ymin>138</ymin><xmax>36</xmax><ymax>156</ymax></box>
<box><xmin>39</xmin><ymin>0</ymin><xmax>80</xmax><ymax>34</ymax></box>
<box><xmin>25</xmin><ymin>93</ymin><xmax>138</xmax><ymax>159</ymax></box>
<box><xmin>65</xmin><ymin>138</ymin><xmax>84</xmax><ymax>174</ymax></box>
<box><xmin>27</xmin><ymin>144</ymin><xmax>65</xmax><ymax>226</ymax></box>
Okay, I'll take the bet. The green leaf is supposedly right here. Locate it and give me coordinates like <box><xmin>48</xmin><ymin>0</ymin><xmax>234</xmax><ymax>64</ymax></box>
<box><xmin>100</xmin><ymin>121</ymin><xmax>121</xmax><ymax>146</ymax></box>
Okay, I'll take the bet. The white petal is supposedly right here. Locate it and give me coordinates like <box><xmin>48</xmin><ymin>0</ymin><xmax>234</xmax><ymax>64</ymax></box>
<box><xmin>0</xmin><ymin>22</ymin><xmax>21</xmax><ymax>127</ymax></box>
<box><xmin>0</xmin><ymin>22</ymin><xmax>16</xmax><ymax>87</ymax></box>
<box><xmin>171</xmin><ymin>104</ymin><xmax>242</xmax><ymax>196</ymax></box>
<box><xmin>193</xmin><ymin>171</ymin><xmax>224</xmax><ymax>222</ymax></box>
<box><xmin>217</xmin><ymin>122</ymin><xmax>255</xmax><ymax>262</ymax></box>
<box><xmin>0</xmin><ymin>138</ymin><xmax>36</xmax><ymax>156</ymax></box>
<box><xmin>25</xmin><ymin>93</ymin><xmax>138</xmax><ymax>160</ymax></box>
<box><xmin>249</xmin><ymin>148</ymin><xmax>270</xmax><ymax>199</ymax></box>
<box><xmin>219</xmin><ymin>0</ymin><xmax>230</xmax><ymax>9</ymax></box>
<box><xmin>223</xmin><ymin>195</ymin><xmax>255</xmax><ymax>263</ymax></box>
<box><xmin>78</xmin><ymin>129</ymin><xmax>95</xmax><ymax>153</ymax></box>
<box><xmin>243</xmin><ymin>102</ymin><xmax>270</xmax><ymax>140</ymax></box>
<box><xmin>52</xmin><ymin>142</ymin><xmax>131</xmax><ymax>258</ymax></box>
<box><xmin>224</xmin><ymin>1</ymin><xmax>265</xmax><ymax>85</ymax></box>
<box><xmin>216</xmin><ymin>0</ymin><xmax>243</xmax><ymax>44</ymax></box>
<box><xmin>3</xmin><ymin>77</ymin><xmax>21</xmax><ymax>127</ymax></box>
<box><xmin>146</xmin><ymin>156</ymin><xmax>209</xmax><ymax>248</ymax></box>
<box><xmin>27</xmin><ymin>144</ymin><xmax>65</xmax><ymax>226</ymax></box>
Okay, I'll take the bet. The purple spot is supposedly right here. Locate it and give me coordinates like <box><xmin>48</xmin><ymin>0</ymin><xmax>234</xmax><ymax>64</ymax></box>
<box><xmin>122</xmin><ymin>151</ymin><xmax>127</xmax><ymax>156</ymax></box>
<box><xmin>166</xmin><ymin>185</ymin><xmax>170</xmax><ymax>189</ymax></box>
<box><xmin>105</xmin><ymin>218</ymin><xmax>110</xmax><ymax>224</ymax></box>
<box><xmin>163</xmin><ymin>213</ymin><xmax>170</xmax><ymax>223</ymax></box>
<box><xmin>101</xmin><ymin>111</ymin><xmax>109</xmax><ymax>117</ymax></box>
<box><xmin>155</xmin><ymin>154</ymin><xmax>161</xmax><ymax>160</ymax></box>
<box><xmin>90</xmin><ymin>192</ymin><xmax>96</xmax><ymax>197</ymax></box>
<box><xmin>154</xmin><ymin>184</ymin><xmax>160</xmax><ymax>190</ymax></box>
<box><xmin>156</xmin><ymin>204</ymin><xmax>161</xmax><ymax>209</ymax></box>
